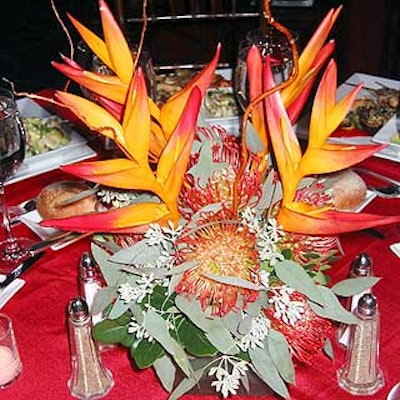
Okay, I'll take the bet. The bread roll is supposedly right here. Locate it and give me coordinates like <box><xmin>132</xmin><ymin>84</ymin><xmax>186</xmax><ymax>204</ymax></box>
<box><xmin>321</xmin><ymin>170</ymin><xmax>367</xmax><ymax>211</ymax></box>
<box><xmin>37</xmin><ymin>181</ymin><xmax>98</xmax><ymax>220</ymax></box>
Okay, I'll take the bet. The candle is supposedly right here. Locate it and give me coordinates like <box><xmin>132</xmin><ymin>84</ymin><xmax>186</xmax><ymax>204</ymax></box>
<box><xmin>0</xmin><ymin>345</ymin><xmax>21</xmax><ymax>386</ymax></box>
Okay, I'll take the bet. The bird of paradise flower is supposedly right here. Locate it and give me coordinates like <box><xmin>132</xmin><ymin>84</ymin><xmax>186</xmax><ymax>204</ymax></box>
<box><xmin>42</xmin><ymin>1</ymin><xmax>400</xmax><ymax>236</ymax></box>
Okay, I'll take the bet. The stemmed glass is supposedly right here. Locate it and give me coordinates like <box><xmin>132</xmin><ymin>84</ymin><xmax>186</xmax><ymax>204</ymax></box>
<box><xmin>234</xmin><ymin>26</ymin><xmax>298</xmax><ymax>111</ymax></box>
<box><xmin>0</xmin><ymin>94</ymin><xmax>33</xmax><ymax>273</ymax></box>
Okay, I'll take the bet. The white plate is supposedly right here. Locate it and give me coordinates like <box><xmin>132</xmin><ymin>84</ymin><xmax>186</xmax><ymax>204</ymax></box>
<box><xmin>371</xmin><ymin>114</ymin><xmax>400</xmax><ymax>150</ymax></box>
<box><xmin>6</xmin><ymin>98</ymin><xmax>97</xmax><ymax>185</ymax></box>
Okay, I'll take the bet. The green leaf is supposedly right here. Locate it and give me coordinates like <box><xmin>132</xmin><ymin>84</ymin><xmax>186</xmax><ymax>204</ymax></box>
<box><xmin>311</xmin><ymin>271</ymin><xmax>329</xmax><ymax>286</ymax></box>
<box><xmin>169</xmin><ymin>369</ymin><xmax>204</xmax><ymax>400</ymax></box>
<box><xmin>92</xmin><ymin>319</ymin><xmax>128</xmax><ymax>344</ymax></box>
<box><xmin>153</xmin><ymin>355</ymin><xmax>176</xmax><ymax>392</ymax></box>
<box><xmin>203</xmin><ymin>273</ymin><xmax>265</xmax><ymax>291</ymax></box>
<box><xmin>177</xmin><ymin>318</ymin><xmax>218</xmax><ymax>357</ymax></box>
<box><xmin>144</xmin><ymin>310</ymin><xmax>193</xmax><ymax>377</ymax></box>
<box><xmin>91</xmin><ymin>243</ymin><xmax>124</xmax><ymax>286</ymax></box>
<box><xmin>133</xmin><ymin>338</ymin><xmax>165</xmax><ymax>369</ymax></box>
<box><xmin>249</xmin><ymin>346</ymin><xmax>290</xmax><ymax>399</ymax></box>
<box><xmin>120</xmin><ymin>333</ymin><xmax>136</xmax><ymax>348</ymax></box>
<box><xmin>309</xmin><ymin>286</ymin><xmax>358</xmax><ymax>324</ymax></box>
<box><xmin>205</xmin><ymin>318</ymin><xmax>239</xmax><ymax>355</ymax></box>
<box><xmin>92</xmin><ymin>287</ymin><xmax>116</xmax><ymax>315</ymax></box>
<box><xmin>111</xmin><ymin>239</ymin><xmax>165</xmax><ymax>265</ymax></box>
<box><xmin>323</xmin><ymin>338</ymin><xmax>334</xmax><ymax>360</ymax></box>
<box><xmin>267</xmin><ymin>329</ymin><xmax>295</xmax><ymax>384</ymax></box>
<box><xmin>275</xmin><ymin>260</ymin><xmax>324</xmax><ymax>305</ymax></box>
<box><xmin>175</xmin><ymin>295</ymin><xmax>238</xmax><ymax>355</ymax></box>
<box><xmin>148</xmin><ymin>286</ymin><xmax>176</xmax><ymax>311</ymax></box>
<box><xmin>331</xmin><ymin>277</ymin><xmax>381</xmax><ymax>297</ymax></box>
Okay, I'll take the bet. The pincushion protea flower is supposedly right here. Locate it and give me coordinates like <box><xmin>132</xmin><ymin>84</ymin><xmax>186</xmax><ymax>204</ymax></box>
<box><xmin>175</xmin><ymin>214</ymin><xmax>260</xmax><ymax>316</ymax></box>
<box><xmin>265</xmin><ymin>289</ymin><xmax>334</xmax><ymax>365</ymax></box>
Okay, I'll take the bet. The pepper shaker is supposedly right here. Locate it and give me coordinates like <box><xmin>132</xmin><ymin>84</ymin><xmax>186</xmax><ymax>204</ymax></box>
<box><xmin>67</xmin><ymin>297</ymin><xmax>114</xmax><ymax>399</ymax></box>
<box><xmin>338</xmin><ymin>252</ymin><xmax>373</xmax><ymax>347</ymax></box>
<box><xmin>337</xmin><ymin>293</ymin><xmax>384</xmax><ymax>395</ymax></box>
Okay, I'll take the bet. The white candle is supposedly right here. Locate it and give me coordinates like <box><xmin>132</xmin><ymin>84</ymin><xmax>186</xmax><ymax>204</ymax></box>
<box><xmin>0</xmin><ymin>345</ymin><xmax>21</xmax><ymax>386</ymax></box>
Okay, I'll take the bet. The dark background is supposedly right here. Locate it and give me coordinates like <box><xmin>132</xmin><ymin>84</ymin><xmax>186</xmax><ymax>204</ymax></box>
<box><xmin>0</xmin><ymin>0</ymin><xmax>398</xmax><ymax>93</ymax></box>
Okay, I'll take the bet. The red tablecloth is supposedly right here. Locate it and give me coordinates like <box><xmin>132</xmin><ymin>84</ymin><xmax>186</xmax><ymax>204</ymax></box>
<box><xmin>1</xmin><ymin>151</ymin><xmax>399</xmax><ymax>399</ymax></box>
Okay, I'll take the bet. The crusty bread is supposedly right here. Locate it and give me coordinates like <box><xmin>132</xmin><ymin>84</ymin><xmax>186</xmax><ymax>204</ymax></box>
<box><xmin>37</xmin><ymin>181</ymin><xmax>98</xmax><ymax>220</ymax></box>
<box><xmin>321</xmin><ymin>170</ymin><xmax>367</xmax><ymax>211</ymax></box>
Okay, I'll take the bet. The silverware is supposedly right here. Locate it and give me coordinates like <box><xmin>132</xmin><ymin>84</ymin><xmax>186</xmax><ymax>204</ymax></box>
<box><xmin>368</xmin><ymin>184</ymin><xmax>400</xmax><ymax>199</ymax></box>
<box><xmin>29</xmin><ymin>231</ymin><xmax>92</xmax><ymax>255</ymax></box>
<box><xmin>353</xmin><ymin>167</ymin><xmax>400</xmax><ymax>187</ymax></box>
<box><xmin>0</xmin><ymin>252</ymin><xmax>44</xmax><ymax>288</ymax></box>
<box><xmin>9</xmin><ymin>197</ymin><xmax>37</xmax><ymax>225</ymax></box>
<box><xmin>387</xmin><ymin>381</ymin><xmax>400</xmax><ymax>400</ymax></box>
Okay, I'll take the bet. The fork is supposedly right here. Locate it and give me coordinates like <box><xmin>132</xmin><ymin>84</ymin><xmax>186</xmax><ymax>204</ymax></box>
<box><xmin>367</xmin><ymin>184</ymin><xmax>400</xmax><ymax>199</ymax></box>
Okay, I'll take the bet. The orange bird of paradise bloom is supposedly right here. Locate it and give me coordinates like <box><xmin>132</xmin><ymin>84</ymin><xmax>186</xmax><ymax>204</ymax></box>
<box><xmin>244</xmin><ymin>7</ymin><xmax>400</xmax><ymax>235</ymax></box>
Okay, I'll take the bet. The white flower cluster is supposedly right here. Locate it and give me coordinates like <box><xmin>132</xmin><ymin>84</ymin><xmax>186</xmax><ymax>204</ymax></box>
<box><xmin>209</xmin><ymin>356</ymin><xmax>249</xmax><ymax>398</ymax></box>
<box><xmin>269</xmin><ymin>286</ymin><xmax>305</xmax><ymax>326</ymax></box>
<box><xmin>144</xmin><ymin>221</ymin><xmax>183</xmax><ymax>250</ymax></box>
<box><xmin>237</xmin><ymin>313</ymin><xmax>270</xmax><ymax>352</ymax></box>
<box><xmin>128</xmin><ymin>314</ymin><xmax>153</xmax><ymax>342</ymax></box>
<box><xmin>96</xmin><ymin>188</ymin><xmax>138</xmax><ymax>208</ymax></box>
<box><xmin>240</xmin><ymin>207</ymin><xmax>285</xmax><ymax>266</ymax></box>
<box><xmin>118</xmin><ymin>273</ymin><xmax>157</xmax><ymax>304</ymax></box>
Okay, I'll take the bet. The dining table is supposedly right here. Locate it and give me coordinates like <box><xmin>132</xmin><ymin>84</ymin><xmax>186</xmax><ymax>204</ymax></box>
<box><xmin>1</xmin><ymin>91</ymin><xmax>400</xmax><ymax>400</ymax></box>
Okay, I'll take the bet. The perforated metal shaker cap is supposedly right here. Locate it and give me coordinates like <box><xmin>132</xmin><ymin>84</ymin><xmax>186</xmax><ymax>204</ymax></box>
<box><xmin>357</xmin><ymin>293</ymin><xmax>377</xmax><ymax>317</ymax></box>
<box><xmin>68</xmin><ymin>296</ymin><xmax>89</xmax><ymax>322</ymax></box>
<box><xmin>351</xmin><ymin>252</ymin><xmax>373</xmax><ymax>277</ymax></box>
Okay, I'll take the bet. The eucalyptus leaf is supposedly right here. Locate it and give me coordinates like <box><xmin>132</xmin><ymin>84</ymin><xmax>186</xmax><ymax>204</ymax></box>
<box><xmin>154</xmin><ymin>355</ymin><xmax>176</xmax><ymax>392</ymax></box>
<box><xmin>205</xmin><ymin>318</ymin><xmax>239</xmax><ymax>355</ymax></box>
<box><xmin>91</xmin><ymin>244</ymin><xmax>124</xmax><ymax>286</ymax></box>
<box><xmin>331</xmin><ymin>277</ymin><xmax>381</xmax><ymax>297</ymax></box>
<box><xmin>187</xmin><ymin>140</ymin><xmax>229</xmax><ymax>187</ymax></box>
<box><xmin>245</xmin><ymin>294</ymin><xmax>269</xmax><ymax>317</ymax></box>
<box><xmin>92</xmin><ymin>238</ymin><xmax>121</xmax><ymax>255</ymax></box>
<box><xmin>144</xmin><ymin>310</ymin><xmax>193</xmax><ymax>377</ymax></box>
<box><xmin>186</xmin><ymin>203</ymin><xmax>223</xmax><ymax>229</ymax></box>
<box><xmin>249</xmin><ymin>346</ymin><xmax>290</xmax><ymax>399</ymax></box>
<box><xmin>177</xmin><ymin>318</ymin><xmax>218</xmax><ymax>357</ymax></box>
<box><xmin>175</xmin><ymin>295</ymin><xmax>208</xmax><ymax>331</ymax></box>
<box><xmin>256</xmin><ymin>170</ymin><xmax>280</xmax><ymax>212</ymax></box>
<box><xmin>323</xmin><ymin>338</ymin><xmax>334</xmax><ymax>360</ymax></box>
<box><xmin>245</xmin><ymin>120</ymin><xmax>264</xmax><ymax>153</ymax></box>
<box><xmin>109</xmin><ymin>297</ymin><xmax>132</xmax><ymax>320</ymax></box>
<box><xmin>92</xmin><ymin>287</ymin><xmax>117</xmax><ymax>315</ymax></box>
<box><xmin>267</xmin><ymin>329</ymin><xmax>295</xmax><ymax>384</ymax></box>
<box><xmin>133</xmin><ymin>338</ymin><xmax>165</xmax><ymax>369</ymax></box>
<box><xmin>111</xmin><ymin>240</ymin><xmax>164</xmax><ymax>265</ymax></box>
<box><xmin>275</xmin><ymin>260</ymin><xmax>324</xmax><ymax>305</ymax></box>
<box><xmin>237</xmin><ymin>315</ymin><xmax>253</xmax><ymax>335</ymax></box>
<box><xmin>222</xmin><ymin>310</ymin><xmax>242</xmax><ymax>338</ymax></box>
<box><xmin>309</xmin><ymin>286</ymin><xmax>357</xmax><ymax>324</ymax></box>
<box><xmin>203</xmin><ymin>273</ymin><xmax>265</xmax><ymax>291</ymax></box>
<box><xmin>92</xmin><ymin>319</ymin><xmax>128</xmax><ymax>344</ymax></box>
<box><xmin>169</xmin><ymin>369</ymin><xmax>204</xmax><ymax>400</ymax></box>
<box><xmin>169</xmin><ymin>273</ymin><xmax>183</xmax><ymax>295</ymax></box>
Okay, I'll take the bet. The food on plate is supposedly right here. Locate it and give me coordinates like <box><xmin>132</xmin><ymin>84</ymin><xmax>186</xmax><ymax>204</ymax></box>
<box><xmin>154</xmin><ymin>70</ymin><xmax>232</xmax><ymax>106</ymax></box>
<box><xmin>22</xmin><ymin>116</ymin><xmax>71</xmax><ymax>157</ymax></box>
<box><xmin>37</xmin><ymin>181</ymin><xmax>98</xmax><ymax>220</ymax></box>
<box><xmin>390</xmin><ymin>132</ymin><xmax>400</xmax><ymax>145</ymax></box>
<box><xmin>204</xmin><ymin>88</ymin><xmax>240</xmax><ymax>118</ymax></box>
<box><xmin>320</xmin><ymin>170</ymin><xmax>367</xmax><ymax>211</ymax></box>
<box><xmin>341</xmin><ymin>85</ymin><xmax>399</xmax><ymax>134</ymax></box>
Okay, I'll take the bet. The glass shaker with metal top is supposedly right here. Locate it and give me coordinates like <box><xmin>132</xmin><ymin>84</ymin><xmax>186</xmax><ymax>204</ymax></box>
<box><xmin>67</xmin><ymin>296</ymin><xmax>114</xmax><ymax>399</ymax></box>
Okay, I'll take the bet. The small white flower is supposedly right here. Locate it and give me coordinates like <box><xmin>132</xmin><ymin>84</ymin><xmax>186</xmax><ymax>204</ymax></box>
<box><xmin>118</xmin><ymin>274</ymin><xmax>156</xmax><ymax>304</ymax></box>
<box><xmin>269</xmin><ymin>286</ymin><xmax>305</xmax><ymax>326</ymax></box>
<box><xmin>209</xmin><ymin>357</ymin><xmax>248</xmax><ymax>399</ymax></box>
<box><xmin>128</xmin><ymin>317</ymin><xmax>153</xmax><ymax>342</ymax></box>
<box><xmin>236</xmin><ymin>313</ymin><xmax>270</xmax><ymax>352</ymax></box>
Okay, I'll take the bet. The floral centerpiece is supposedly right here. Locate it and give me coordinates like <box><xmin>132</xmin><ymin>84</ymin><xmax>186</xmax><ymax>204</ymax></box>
<box><xmin>40</xmin><ymin>1</ymin><xmax>400</xmax><ymax>398</ymax></box>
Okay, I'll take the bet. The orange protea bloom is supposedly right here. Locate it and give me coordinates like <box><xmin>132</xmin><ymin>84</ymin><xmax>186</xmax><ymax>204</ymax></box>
<box><xmin>175</xmin><ymin>215</ymin><xmax>260</xmax><ymax>316</ymax></box>
<box><xmin>264</xmin><ymin>290</ymin><xmax>333</xmax><ymax>365</ymax></box>
<box><xmin>180</xmin><ymin>126</ymin><xmax>264</xmax><ymax>218</ymax></box>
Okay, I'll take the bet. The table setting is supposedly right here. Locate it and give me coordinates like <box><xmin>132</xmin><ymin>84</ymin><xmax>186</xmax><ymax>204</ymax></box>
<box><xmin>0</xmin><ymin>0</ymin><xmax>400</xmax><ymax>399</ymax></box>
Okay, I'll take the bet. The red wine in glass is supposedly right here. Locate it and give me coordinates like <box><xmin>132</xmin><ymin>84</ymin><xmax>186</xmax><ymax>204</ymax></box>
<box><xmin>0</xmin><ymin>96</ymin><xmax>34</xmax><ymax>273</ymax></box>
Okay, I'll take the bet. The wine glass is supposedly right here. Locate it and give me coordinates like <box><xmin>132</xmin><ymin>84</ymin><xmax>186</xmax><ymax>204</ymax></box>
<box><xmin>234</xmin><ymin>26</ymin><xmax>298</xmax><ymax>111</ymax></box>
<box><xmin>0</xmin><ymin>95</ymin><xmax>34</xmax><ymax>273</ymax></box>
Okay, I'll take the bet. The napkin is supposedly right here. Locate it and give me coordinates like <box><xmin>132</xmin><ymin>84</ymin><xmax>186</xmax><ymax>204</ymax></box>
<box><xmin>19</xmin><ymin>210</ymin><xmax>87</xmax><ymax>250</ymax></box>
<box><xmin>0</xmin><ymin>275</ymin><xmax>25</xmax><ymax>309</ymax></box>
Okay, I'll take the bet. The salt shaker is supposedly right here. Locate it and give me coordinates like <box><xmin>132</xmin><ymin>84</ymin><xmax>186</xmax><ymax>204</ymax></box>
<box><xmin>337</xmin><ymin>293</ymin><xmax>384</xmax><ymax>395</ymax></box>
<box><xmin>338</xmin><ymin>252</ymin><xmax>373</xmax><ymax>346</ymax></box>
<box><xmin>79</xmin><ymin>252</ymin><xmax>102</xmax><ymax>325</ymax></box>
<box><xmin>67</xmin><ymin>297</ymin><xmax>114</xmax><ymax>399</ymax></box>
